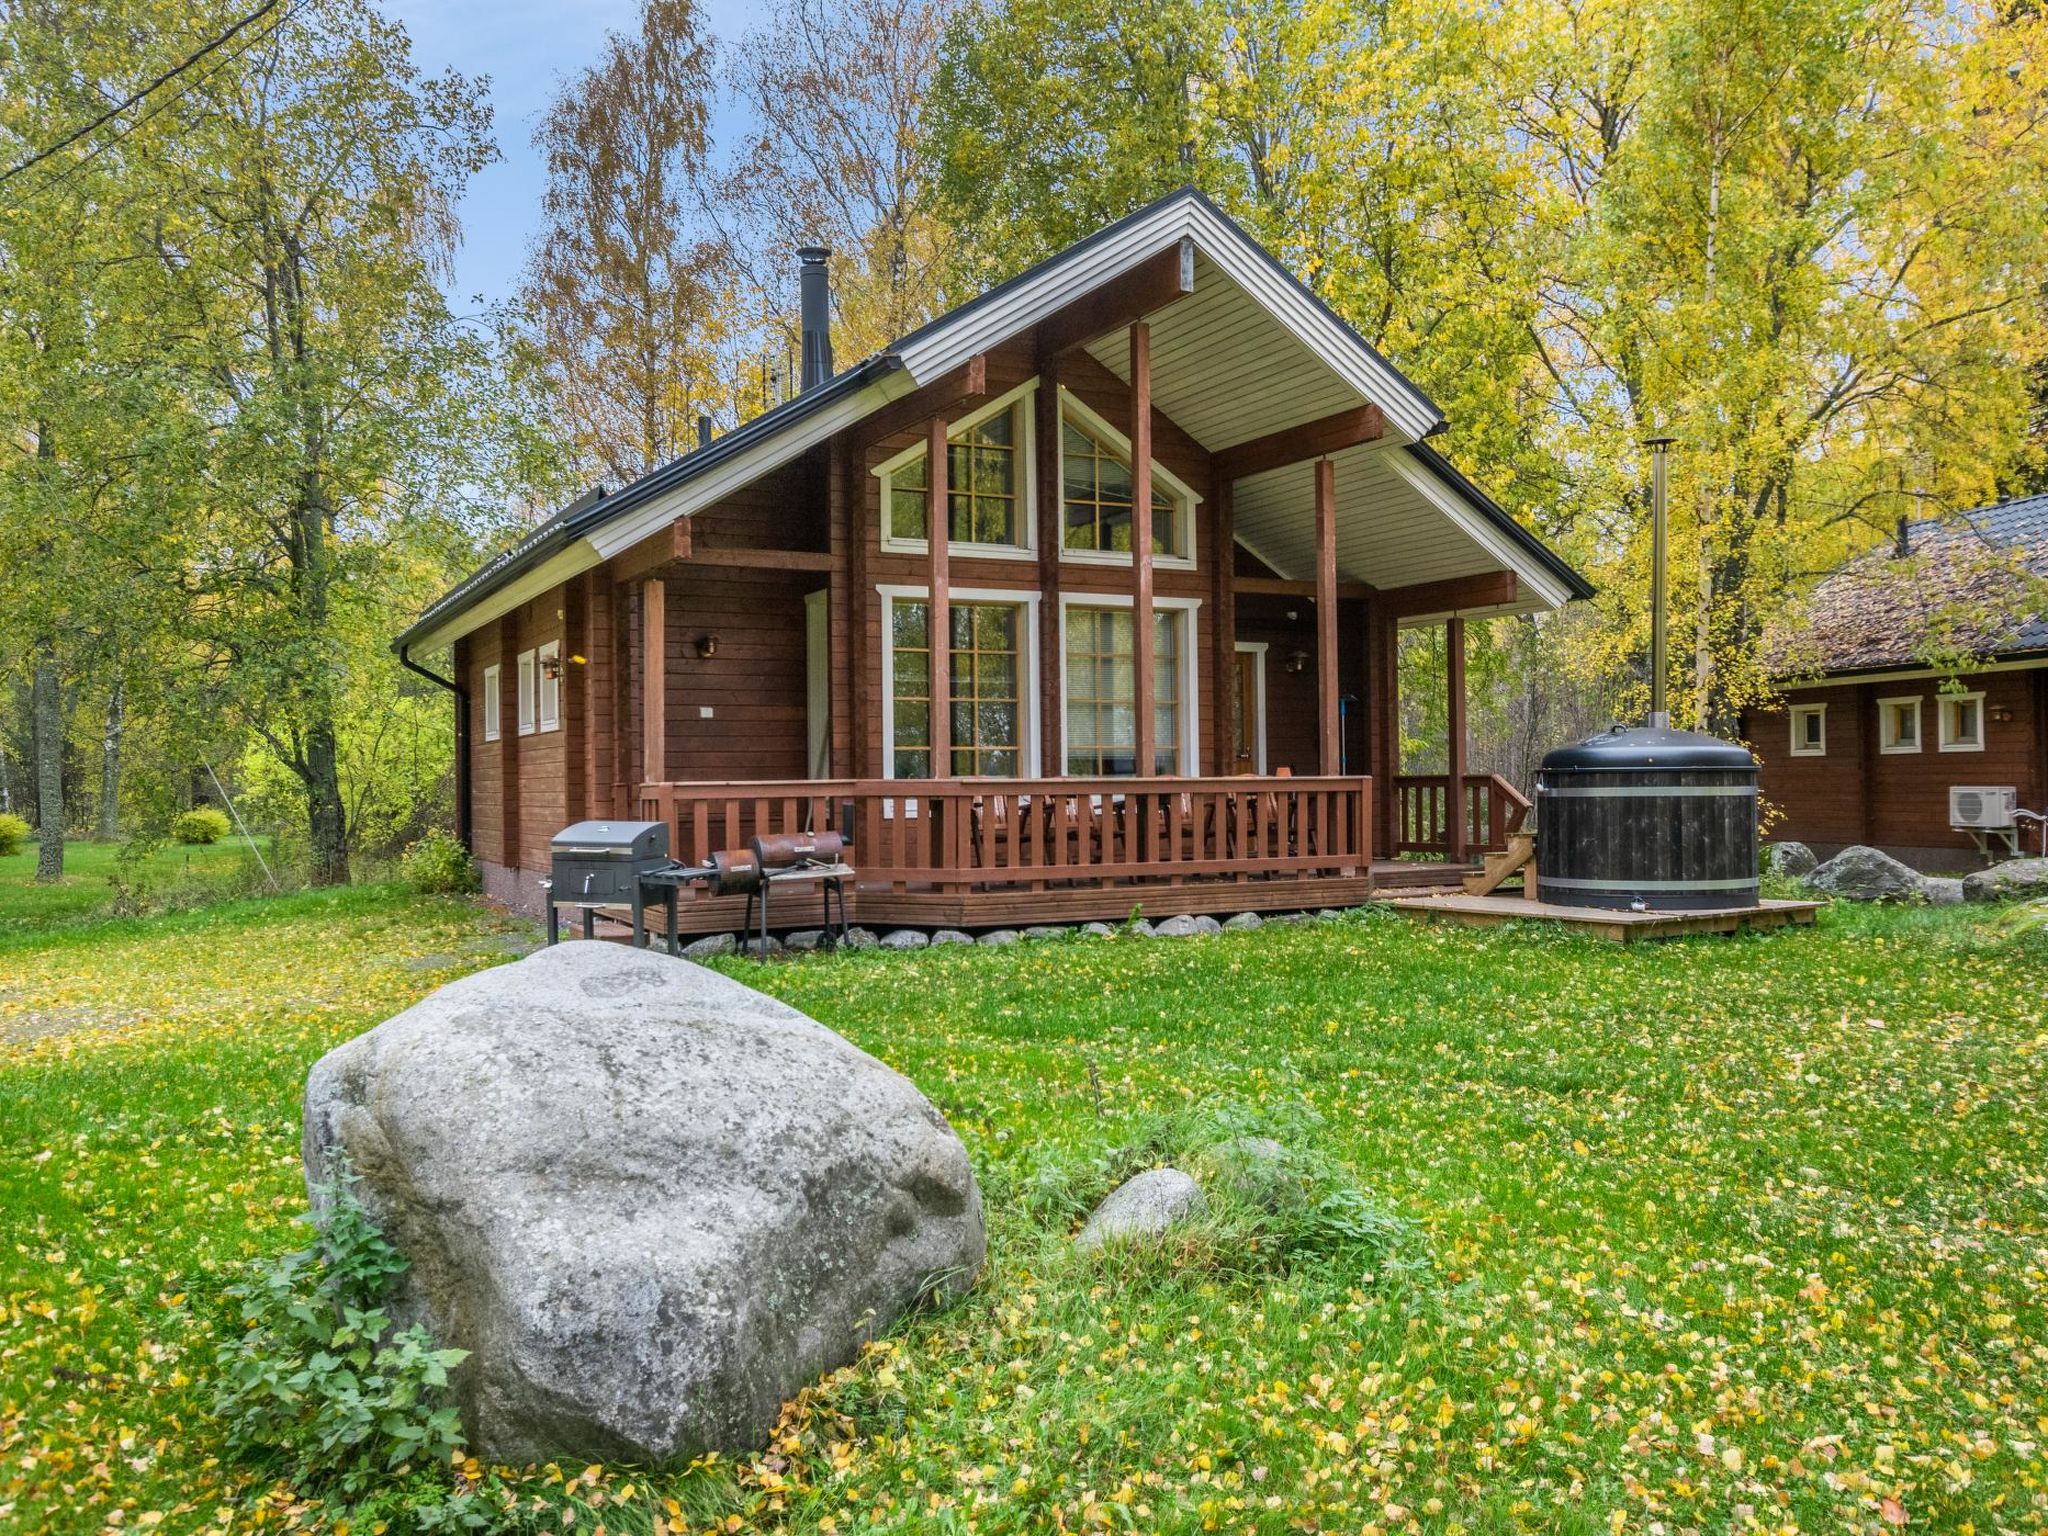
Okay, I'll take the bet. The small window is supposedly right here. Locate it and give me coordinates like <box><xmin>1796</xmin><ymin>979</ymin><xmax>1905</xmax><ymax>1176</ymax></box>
<box><xmin>482</xmin><ymin>665</ymin><xmax>501</xmax><ymax>743</ymax></box>
<box><xmin>516</xmin><ymin>649</ymin><xmax>537</xmax><ymax>736</ymax></box>
<box><xmin>1788</xmin><ymin>703</ymin><xmax>1826</xmax><ymax>757</ymax></box>
<box><xmin>537</xmin><ymin>641</ymin><xmax>561</xmax><ymax>732</ymax></box>
<box><xmin>877</xmin><ymin>383</ymin><xmax>1036</xmax><ymax>555</ymax></box>
<box><xmin>1938</xmin><ymin>690</ymin><xmax>1985</xmax><ymax>752</ymax></box>
<box><xmin>1878</xmin><ymin>695</ymin><xmax>1921</xmax><ymax>754</ymax></box>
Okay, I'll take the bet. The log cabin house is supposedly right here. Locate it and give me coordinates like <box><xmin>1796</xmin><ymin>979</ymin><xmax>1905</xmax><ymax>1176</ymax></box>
<box><xmin>395</xmin><ymin>189</ymin><xmax>1592</xmax><ymax>932</ymax></box>
<box><xmin>1741</xmin><ymin>495</ymin><xmax>2048</xmax><ymax>870</ymax></box>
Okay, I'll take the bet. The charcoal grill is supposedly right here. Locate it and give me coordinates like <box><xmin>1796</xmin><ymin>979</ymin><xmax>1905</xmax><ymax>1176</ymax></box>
<box><xmin>543</xmin><ymin>820</ymin><xmax>678</xmax><ymax>950</ymax></box>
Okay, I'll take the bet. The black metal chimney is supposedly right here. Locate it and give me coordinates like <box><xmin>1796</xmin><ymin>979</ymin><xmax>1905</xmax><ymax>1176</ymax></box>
<box><xmin>697</xmin><ymin>413</ymin><xmax>713</xmax><ymax>450</ymax></box>
<box><xmin>798</xmin><ymin>246</ymin><xmax>833</xmax><ymax>391</ymax></box>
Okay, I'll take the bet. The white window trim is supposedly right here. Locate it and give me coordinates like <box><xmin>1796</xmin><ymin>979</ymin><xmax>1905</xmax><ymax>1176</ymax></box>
<box><xmin>536</xmin><ymin>640</ymin><xmax>561</xmax><ymax>732</ymax></box>
<box><xmin>875</xmin><ymin>583</ymin><xmax>1043</xmax><ymax>780</ymax></box>
<box><xmin>1235</xmin><ymin>640</ymin><xmax>1268</xmax><ymax>773</ymax></box>
<box><xmin>1056</xmin><ymin>592</ymin><xmax>1203</xmax><ymax>777</ymax></box>
<box><xmin>1788</xmin><ymin>702</ymin><xmax>1826</xmax><ymax>757</ymax></box>
<box><xmin>874</xmin><ymin>379</ymin><xmax>1039</xmax><ymax>560</ymax></box>
<box><xmin>1937</xmin><ymin>690</ymin><xmax>1986</xmax><ymax>752</ymax></box>
<box><xmin>1055</xmin><ymin>386</ymin><xmax>1200</xmax><ymax>572</ymax></box>
<box><xmin>1877</xmin><ymin>694</ymin><xmax>1921</xmax><ymax>754</ymax></box>
<box><xmin>481</xmin><ymin>664</ymin><xmax>501</xmax><ymax>743</ymax></box>
<box><xmin>515</xmin><ymin>649</ymin><xmax>537</xmax><ymax>736</ymax></box>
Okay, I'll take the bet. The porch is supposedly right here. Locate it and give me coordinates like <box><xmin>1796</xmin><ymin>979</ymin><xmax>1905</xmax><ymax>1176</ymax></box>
<box><xmin>631</xmin><ymin>770</ymin><xmax>1527</xmax><ymax>934</ymax></box>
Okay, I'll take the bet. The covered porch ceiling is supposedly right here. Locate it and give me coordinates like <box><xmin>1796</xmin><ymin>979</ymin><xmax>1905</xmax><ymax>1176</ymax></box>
<box><xmin>1077</xmin><ymin>250</ymin><xmax>1578</xmax><ymax>619</ymax></box>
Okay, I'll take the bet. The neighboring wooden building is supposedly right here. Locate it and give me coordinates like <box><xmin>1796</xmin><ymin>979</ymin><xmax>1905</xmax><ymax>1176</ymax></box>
<box><xmin>396</xmin><ymin>190</ymin><xmax>1591</xmax><ymax>930</ymax></box>
<box><xmin>1741</xmin><ymin>495</ymin><xmax>2048</xmax><ymax>870</ymax></box>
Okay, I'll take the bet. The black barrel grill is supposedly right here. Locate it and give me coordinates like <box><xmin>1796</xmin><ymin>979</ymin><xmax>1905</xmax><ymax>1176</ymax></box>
<box><xmin>1536</xmin><ymin>726</ymin><xmax>1758</xmax><ymax>912</ymax></box>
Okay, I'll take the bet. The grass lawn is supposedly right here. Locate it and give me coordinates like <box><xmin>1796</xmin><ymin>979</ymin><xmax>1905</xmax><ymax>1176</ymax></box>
<box><xmin>0</xmin><ymin>839</ymin><xmax>277</xmax><ymax>933</ymax></box>
<box><xmin>2</xmin><ymin>888</ymin><xmax>2044</xmax><ymax>1535</ymax></box>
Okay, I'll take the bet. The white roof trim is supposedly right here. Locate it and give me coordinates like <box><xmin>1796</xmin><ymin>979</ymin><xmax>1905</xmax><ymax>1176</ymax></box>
<box><xmin>1383</xmin><ymin>448</ymin><xmax>1575</xmax><ymax>611</ymax></box>
<box><xmin>890</xmin><ymin>194</ymin><xmax>1443</xmax><ymax>444</ymax></box>
<box><xmin>408</xmin><ymin>539</ymin><xmax>602</xmax><ymax>655</ymax></box>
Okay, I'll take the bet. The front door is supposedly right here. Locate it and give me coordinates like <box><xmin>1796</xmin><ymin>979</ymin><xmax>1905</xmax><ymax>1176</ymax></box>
<box><xmin>1232</xmin><ymin>644</ymin><xmax>1264</xmax><ymax>773</ymax></box>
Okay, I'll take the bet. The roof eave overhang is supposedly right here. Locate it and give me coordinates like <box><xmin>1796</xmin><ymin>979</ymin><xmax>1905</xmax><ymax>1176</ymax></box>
<box><xmin>1769</xmin><ymin>649</ymin><xmax>2048</xmax><ymax>691</ymax></box>
<box><xmin>1388</xmin><ymin>446</ymin><xmax>1592</xmax><ymax>610</ymax></box>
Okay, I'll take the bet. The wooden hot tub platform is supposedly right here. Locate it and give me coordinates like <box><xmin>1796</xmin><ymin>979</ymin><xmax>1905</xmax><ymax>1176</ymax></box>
<box><xmin>1386</xmin><ymin>892</ymin><xmax>1823</xmax><ymax>943</ymax></box>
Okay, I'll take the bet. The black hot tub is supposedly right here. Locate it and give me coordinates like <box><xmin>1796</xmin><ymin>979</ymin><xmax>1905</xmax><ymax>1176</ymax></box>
<box><xmin>1536</xmin><ymin>725</ymin><xmax>1758</xmax><ymax>911</ymax></box>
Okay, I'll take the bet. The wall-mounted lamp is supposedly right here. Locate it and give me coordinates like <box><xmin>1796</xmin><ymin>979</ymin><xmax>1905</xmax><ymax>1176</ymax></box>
<box><xmin>540</xmin><ymin>653</ymin><xmax>565</xmax><ymax>681</ymax></box>
<box><xmin>1991</xmin><ymin>703</ymin><xmax>2016</xmax><ymax>723</ymax></box>
<box><xmin>1283</xmin><ymin>648</ymin><xmax>1310</xmax><ymax>676</ymax></box>
<box><xmin>695</xmin><ymin>634</ymin><xmax>720</xmax><ymax>659</ymax></box>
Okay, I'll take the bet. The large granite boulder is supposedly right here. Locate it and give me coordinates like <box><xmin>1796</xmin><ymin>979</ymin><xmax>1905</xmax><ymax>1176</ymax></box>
<box><xmin>302</xmin><ymin>941</ymin><xmax>984</xmax><ymax>1466</ymax></box>
<box><xmin>1805</xmin><ymin>845</ymin><xmax>1925</xmax><ymax>902</ymax></box>
<box><xmin>1765</xmin><ymin>841</ymin><xmax>1817</xmax><ymax>878</ymax></box>
<box><xmin>1963</xmin><ymin>857</ymin><xmax>2048</xmax><ymax>904</ymax></box>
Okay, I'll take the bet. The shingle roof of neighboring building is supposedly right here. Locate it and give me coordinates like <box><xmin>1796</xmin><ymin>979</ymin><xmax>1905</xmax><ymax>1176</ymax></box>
<box><xmin>1769</xmin><ymin>494</ymin><xmax>2048</xmax><ymax>677</ymax></box>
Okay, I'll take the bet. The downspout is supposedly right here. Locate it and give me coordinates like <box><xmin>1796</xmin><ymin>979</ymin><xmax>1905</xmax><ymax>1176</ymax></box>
<box><xmin>399</xmin><ymin>644</ymin><xmax>471</xmax><ymax>853</ymax></box>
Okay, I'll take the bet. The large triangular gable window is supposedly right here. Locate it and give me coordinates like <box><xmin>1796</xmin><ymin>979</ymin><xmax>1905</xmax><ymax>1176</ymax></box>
<box><xmin>877</xmin><ymin>381</ymin><xmax>1037</xmax><ymax>556</ymax></box>
<box><xmin>1057</xmin><ymin>391</ymin><xmax>1196</xmax><ymax>568</ymax></box>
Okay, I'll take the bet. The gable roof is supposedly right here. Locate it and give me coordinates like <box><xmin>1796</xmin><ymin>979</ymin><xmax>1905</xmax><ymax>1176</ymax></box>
<box><xmin>397</xmin><ymin>187</ymin><xmax>1584</xmax><ymax>655</ymax></box>
<box><xmin>1768</xmin><ymin>494</ymin><xmax>2048</xmax><ymax>678</ymax></box>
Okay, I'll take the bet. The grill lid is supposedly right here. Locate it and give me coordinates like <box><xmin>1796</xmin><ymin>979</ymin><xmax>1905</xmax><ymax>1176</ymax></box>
<box><xmin>1540</xmin><ymin>725</ymin><xmax>1755</xmax><ymax>773</ymax></box>
<box><xmin>550</xmin><ymin>819</ymin><xmax>669</xmax><ymax>857</ymax></box>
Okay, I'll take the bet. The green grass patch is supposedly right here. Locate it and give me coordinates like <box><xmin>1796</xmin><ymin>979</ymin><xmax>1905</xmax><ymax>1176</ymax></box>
<box><xmin>0</xmin><ymin>838</ymin><xmax>279</xmax><ymax>934</ymax></box>
<box><xmin>2</xmin><ymin>895</ymin><xmax>2044</xmax><ymax>1534</ymax></box>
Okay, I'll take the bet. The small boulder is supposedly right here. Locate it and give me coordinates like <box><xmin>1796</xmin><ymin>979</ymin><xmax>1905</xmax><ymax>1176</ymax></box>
<box><xmin>1222</xmin><ymin>912</ymin><xmax>1263</xmax><ymax>932</ymax></box>
<box><xmin>1023</xmin><ymin>925</ymin><xmax>1067</xmax><ymax>942</ymax></box>
<box><xmin>930</xmin><ymin>929</ymin><xmax>973</xmax><ymax>946</ymax></box>
<box><xmin>1963</xmin><ymin>857</ymin><xmax>2048</xmax><ymax>904</ymax></box>
<box><xmin>1126</xmin><ymin>918</ymin><xmax>1156</xmax><ymax>937</ymax></box>
<box><xmin>302</xmin><ymin>942</ymin><xmax>983</xmax><ymax>1466</ymax></box>
<box><xmin>1192</xmin><ymin>915</ymin><xmax>1223</xmax><ymax>936</ymax></box>
<box><xmin>1081</xmin><ymin>922</ymin><xmax>1116</xmax><ymax>938</ymax></box>
<box><xmin>879</xmin><ymin>929</ymin><xmax>929</xmax><ymax>951</ymax></box>
<box><xmin>1921</xmin><ymin>877</ymin><xmax>1966</xmax><ymax>907</ymax></box>
<box><xmin>1805</xmin><ymin>845</ymin><xmax>1925</xmax><ymax>902</ymax></box>
<box><xmin>839</xmin><ymin>927</ymin><xmax>880</xmax><ymax>951</ymax></box>
<box><xmin>783</xmin><ymin>930</ymin><xmax>825</xmax><ymax>953</ymax></box>
<box><xmin>683</xmin><ymin>932</ymin><xmax>736</xmax><ymax>961</ymax></box>
<box><xmin>1074</xmin><ymin>1168</ymin><xmax>1207</xmax><ymax>1251</ymax></box>
<box><xmin>1265</xmin><ymin>912</ymin><xmax>1309</xmax><ymax>926</ymax></box>
<box><xmin>740</xmin><ymin>936</ymin><xmax>782</xmax><ymax>958</ymax></box>
<box><xmin>979</xmin><ymin>929</ymin><xmax>1021</xmax><ymax>947</ymax></box>
<box><xmin>1765</xmin><ymin>841</ymin><xmax>1818</xmax><ymax>878</ymax></box>
<box><xmin>1195</xmin><ymin>1136</ymin><xmax>1292</xmax><ymax>1208</ymax></box>
<box><xmin>1154</xmin><ymin>915</ymin><xmax>1203</xmax><ymax>938</ymax></box>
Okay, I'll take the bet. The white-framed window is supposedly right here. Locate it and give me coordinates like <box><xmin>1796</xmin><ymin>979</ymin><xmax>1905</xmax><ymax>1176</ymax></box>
<box><xmin>1058</xmin><ymin>593</ymin><xmax>1201</xmax><ymax>776</ymax></box>
<box><xmin>1057</xmin><ymin>388</ymin><xmax>1199</xmax><ymax>569</ymax></box>
<box><xmin>516</xmin><ymin>648</ymin><xmax>537</xmax><ymax>736</ymax></box>
<box><xmin>537</xmin><ymin>640</ymin><xmax>561</xmax><ymax>732</ymax></box>
<box><xmin>481</xmin><ymin>664</ymin><xmax>501</xmax><ymax>743</ymax></box>
<box><xmin>1788</xmin><ymin>702</ymin><xmax>1826</xmax><ymax>757</ymax></box>
<box><xmin>1877</xmin><ymin>695</ymin><xmax>1921</xmax><ymax>754</ymax></box>
<box><xmin>875</xmin><ymin>380</ymin><xmax>1038</xmax><ymax>558</ymax></box>
<box><xmin>1938</xmin><ymin>690</ymin><xmax>1985</xmax><ymax>752</ymax></box>
<box><xmin>877</xmin><ymin>584</ymin><xmax>1041</xmax><ymax>779</ymax></box>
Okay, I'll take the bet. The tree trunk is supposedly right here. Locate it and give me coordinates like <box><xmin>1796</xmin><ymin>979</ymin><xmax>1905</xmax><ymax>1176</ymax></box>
<box><xmin>97</xmin><ymin>676</ymin><xmax>123</xmax><ymax>840</ymax></box>
<box><xmin>32</xmin><ymin>641</ymin><xmax>63</xmax><ymax>883</ymax></box>
<box><xmin>305</xmin><ymin>715</ymin><xmax>348</xmax><ymax>886</ymax></box>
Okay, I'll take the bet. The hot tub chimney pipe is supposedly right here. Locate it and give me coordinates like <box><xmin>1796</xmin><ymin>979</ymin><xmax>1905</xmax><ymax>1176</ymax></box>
<box><xmin>1644</xmin><ymin>435</ymin><xmax>1676</xmax><ymax>729</ymax></box>
<box><xmin>798</xmin><ymin>246</ymin><xmax>833</xmax><ymax>391</ymax></box>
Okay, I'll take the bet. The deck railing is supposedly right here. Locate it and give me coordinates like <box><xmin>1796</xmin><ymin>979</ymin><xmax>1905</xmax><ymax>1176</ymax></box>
<box><xmin>638</xmin><ymin>775</ymin><xmax>1372</xmax><ymax>900</ymax></box>
<box><xmin>1392</xmin><ymin>773</ymin><xmax>1530</xmax><ymax>856</ymax></box>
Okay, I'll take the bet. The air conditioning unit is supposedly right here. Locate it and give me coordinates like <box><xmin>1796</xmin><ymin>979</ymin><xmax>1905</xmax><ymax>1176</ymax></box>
<box><xmin>1951</xmin><ymin>785</ymin><xmax>2018</xmax><ymax>831</ymax></box>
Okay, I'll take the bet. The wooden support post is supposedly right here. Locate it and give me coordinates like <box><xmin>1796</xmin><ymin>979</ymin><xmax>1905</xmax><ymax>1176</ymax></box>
<box><xmin>1859</xmin><ymin>685</ymin><xmax>1879</xmax><ymax>844</ymax></box>
<box><xmin>1371</xmin><ymin>602</ymin><xmax>1400</xmax><ymax>855</ymax></box>
<box><xmin>1315</xmin><ymin>457</ymin><xmax>1339</xmax><ymax>774</ymax></box>
<box><xmin>564</xmin><ymin>579</ymin><xmax>587</xmax><ymax>819</ymax></box>
<box><xmin>1132</xmin><ymin>321</ymin><xmax>1156</xmax><ymax>778</ymax></box>
<box><xmin>641</xmin><ymin>577</ymin><xmax>666</xmax><ymax>785</ymax></box>
<box><xmin>499</xmin><ymin>613</ymin><xmax>521</xmax><ymax>868</ymax></box>
<box><xmin>1446</xmin><ymin>615</ymin><xmax>1469</xmax><ymax>861</ymax></box>
<box><xmin>1035</xmin><ymin>357</ymin><xmax>1064</xmax><ymax>776</ymax></box>
<box><xmin>926</xmin><ymin>414</ymin><xmax>951</xmax><ymax>778</ymax></box>
<box><xmin>1211</xmin><ymin>476</ymin><xmax>1236</xmax><ymax>774</ymax></box>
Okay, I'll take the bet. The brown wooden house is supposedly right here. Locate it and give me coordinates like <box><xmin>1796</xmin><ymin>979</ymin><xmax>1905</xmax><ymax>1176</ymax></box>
<box><xmin>395</xmin><ymin>190</ymin><xmax>1591</xmax><ymax>932</ymax></box>
<box><xmin>1741</xmin><ymin>495</ymin><xmax>2048</xmax><ymax>869</ymax></box>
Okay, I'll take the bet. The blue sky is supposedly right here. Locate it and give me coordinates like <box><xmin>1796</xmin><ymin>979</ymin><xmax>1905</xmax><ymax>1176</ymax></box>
<box><xmin>385</xmin><ymin>0</ymin><xmax>762</xmax><ymax>314</ymax></box>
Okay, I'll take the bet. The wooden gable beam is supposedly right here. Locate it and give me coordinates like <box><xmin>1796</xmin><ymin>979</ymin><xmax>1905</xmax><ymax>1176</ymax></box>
<box><xmin>1233</xmin><ymin>575</ymin><xmax>1373</xmax><ymax>602</ymax></box>
<box><xmin>1380</xmin><ymin>570</ymin><xmax>1519</xmax><ymax>618</ymax></box>
<box><xmin>611</xmin><ymin>516</ymin><xmax>691</xmax><ymax>585</ymax></box>
<box><xmin>850</xmin><ymin>353</ymin><xmax>989</xmax><ymax>453</ymax></box>
<box><xmin>1213</xmin><ymin>404</ymin><xmax>1386</xmax><ymax>484</ymax></box>
<box><xmin>1036</xmin><ymin>238</ymin><xmax>1196</xmax><ymax>360</ymax></box>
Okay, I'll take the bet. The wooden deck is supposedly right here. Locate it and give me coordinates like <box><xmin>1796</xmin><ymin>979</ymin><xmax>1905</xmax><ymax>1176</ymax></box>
<box><xmin>1387</xmin><ymin>892</ymin><xmax>1824</xmax><ymax>942</ymax></box>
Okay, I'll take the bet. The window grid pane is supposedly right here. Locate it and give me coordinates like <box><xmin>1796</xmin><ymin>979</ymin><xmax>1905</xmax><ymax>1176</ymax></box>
<box><xmin>1063</xmin><ymin>607</ymin><xmax>1181</xmax><ymax>775</ymax></box>
<box><xmin>1060</xmin><ymin>415</ymin><xmax>1184</xmax><ymax>558</ymax></box>
<box><xmin>891</xmin><ymin>598</ymin><xmax>1023</xmax><ymax>778</ymax></box>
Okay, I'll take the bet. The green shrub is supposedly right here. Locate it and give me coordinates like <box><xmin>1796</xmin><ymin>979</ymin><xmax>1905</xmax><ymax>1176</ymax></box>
<box><xmin>400</xmin><ymin>828</ymin><xmax>478</xmax><ymax>895</ymax></box>
<box><xmin>172</xmin><ymin>806</ymin><xmax>232</xmax><ymax>845</ymax></box>
<box><xmin>0</xmin><ymin>811</ymin><xmax>28</xmax><ymax>856</ymax></box>
<box><xmin>213</xmin><ymin>1161</ymin><xmax>468</xmax><ymax>1505</ymax></box>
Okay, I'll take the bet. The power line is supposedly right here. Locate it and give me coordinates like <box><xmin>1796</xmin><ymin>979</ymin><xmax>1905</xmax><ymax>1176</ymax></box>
<box><xmin>0</xmin><ymin>0</ymin><xmax>282</xmax><ymax>191</ymax></box>
<box><xmin>0</xmin><ymin>0</ymin><xmax>303</xmax><ymax>216</ymax></box>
